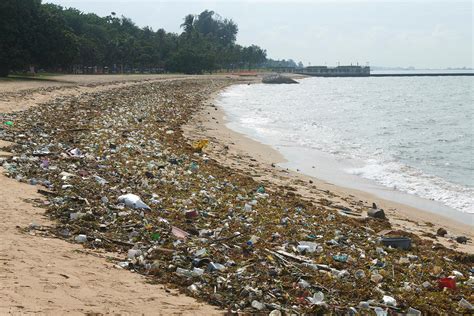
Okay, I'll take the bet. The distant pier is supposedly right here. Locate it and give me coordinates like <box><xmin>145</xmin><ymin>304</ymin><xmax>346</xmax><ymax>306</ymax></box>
<box><xmin>272</xmin><ymin>65</ymin><xmax>474</xmax><ymax>77</ymax></box>
<box><xmin>370</xmin><ymin>73</ymin><xmax>474</xmax><ymax>77</ymax></box>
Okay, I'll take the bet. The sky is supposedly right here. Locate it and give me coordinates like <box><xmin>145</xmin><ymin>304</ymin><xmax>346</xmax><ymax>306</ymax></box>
<box><xmin>45</xmin><ymin>0</ymin><xmax>473</xmax><ymax>68</ymax></box>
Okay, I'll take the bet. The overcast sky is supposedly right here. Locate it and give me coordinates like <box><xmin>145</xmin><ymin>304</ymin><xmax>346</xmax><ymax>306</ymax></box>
<box><xmin>45</xmin><ymin>0</ymin><xmax>472</xmax><ymax>68</ymax></box>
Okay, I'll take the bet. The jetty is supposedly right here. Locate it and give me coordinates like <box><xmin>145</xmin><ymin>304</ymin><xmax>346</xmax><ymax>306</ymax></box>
<box><xmin>271</xmin><ymin>66</ymin><xmax>474</xmax><ymax>77</ymax></box>
<box><xmin>370</xmin><ymin>72</ymin><xmax>474</xmax><ymax>77</ymax></box>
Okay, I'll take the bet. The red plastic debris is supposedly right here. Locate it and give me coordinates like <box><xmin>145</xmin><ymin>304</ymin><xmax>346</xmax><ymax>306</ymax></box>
<box><xmin>438</xmin><ymin>277</ymin><xmax>456</xmax><ymax>289</ymax></box>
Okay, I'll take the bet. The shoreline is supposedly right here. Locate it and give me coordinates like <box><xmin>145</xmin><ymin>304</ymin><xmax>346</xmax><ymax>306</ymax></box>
<box><xmin>184</xmin><ymin>84</ymin><xmax>474</xmax><ymax>254</ymax></box>
<box><xmin>2</xmin><ymin>75</ymin><xmax>473</xmax><ymax>313</ymax></box>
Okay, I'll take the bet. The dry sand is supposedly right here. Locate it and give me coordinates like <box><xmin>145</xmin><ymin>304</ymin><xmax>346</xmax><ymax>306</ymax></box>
<box><xmin>0</xmin><ymin>74</ymin><xmax>191</xmax><ymax>113</ymax></box>
<box><xmin>183</xmin><ymin>93</ymin><xmax>474</xmax><ymax>254</ymax></box>
<box><xmin>0</xmin><ymin>75</ymin><xmax>220</xmax><ymax>315</ymax></box>
<box><xmin>0</xmin><ymin>74</ymin><xmax>182</xmax><ymax>93</ymax></box>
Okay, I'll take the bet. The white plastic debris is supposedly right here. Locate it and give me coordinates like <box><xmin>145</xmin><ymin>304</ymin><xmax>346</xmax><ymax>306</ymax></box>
<box><xmin>297</xmin><ymin>244</ymin><xmax>310</xmax><ymax>253</ymax></box>
<box><xmin>466</xmin><ymin>276</ymin><xmax>474</xmax><ymax>286</ymax></box>
<box><xmin>298</xmin><ymin>241</ymin><xmax>322</xmax><ymax>253</ymax></box>
<box><xmin>208</xmin><ymin>262</ymin><xmax>226</xmax><ymax>272</ymax></box>
<box><xmin>251</xmin><ymin>300</ymin><xmax>265</xmax><ymax>310</ymax></box>
<box><xmin>116</xmin><ymin>261</ymin><xmax>129</xmax><ymax>269</ymax></box>
<box><xmin>451</xmin><ymin>270</ymin><xmax>464</xmax><ymax>278</ymax></box>
<box><xmin>128</xmin><ymin>249</ymin><xmax>142</xmax><ymax>259</ymax></box>
<box><xmin>74</xmin><ymin>234</ymin><xmax>87</xmax><ymax>243</ymax></box>
<box><xmin>307</xmin><ymin>291</ymin><xmax>324</xmax><ymax>305</ymax></box>
<box><xmin>59</xmin><ymin>171</ymin><xmax>75</xmax><ymax>180</ymax></box>
<box><xmin>187</xmin><ymin>283</ymin><xmax>200</xmax><ymax>293</ymax></box>
<box><xmin>459</xmin><ymin>298</ymin><xmax>473</xmax><ymax>310</ymax></box>
<box><xmin>67</xmin><ymin>148</ymin><xmax>84</xmax><ymax>158</ymax></box>
<box><xmin>194</xmin><ymin>248</ymin><xmax>207</xmax><ymax>257</ymax></box>
<box><xmin>382</xmin><ymin>295</ymin><xmax>397</xmax><ymax>306</ymax></box>
<box><xmin>374</xmin><ymin>307</ymin><xmax>388</xmax><ymax>316</ymax></box>
<box><xmin>176</xmin><ymin>267</ymin><xmax>204</xmax><ymax>278</ymax></box>
<box><xmin>297</xmin><ymin>279</ymin><xmax>310</xmax><ymax>289</ymax></box>
<box><xmin>117</xmin><ymin>193</ymin><xmax>150</xmax><ymax>210</ymax></box>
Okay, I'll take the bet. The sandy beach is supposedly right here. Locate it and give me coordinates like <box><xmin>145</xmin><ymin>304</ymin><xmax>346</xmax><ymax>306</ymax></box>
<box><xmin>1</xmin><ymin>74</ymin><xmax>473</xmax><ymax>314</ymax></box>
<box><xmin>0</xmin><ymin>75</ymin><xmax>219</xmax><ymax>315</ymax></box>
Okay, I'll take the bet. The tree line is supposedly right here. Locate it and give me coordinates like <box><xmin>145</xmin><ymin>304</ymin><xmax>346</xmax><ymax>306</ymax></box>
<box><xmin>0</xmin><ymin>0</ymin><xmax>291</xmax><ymax>76</ymax></box>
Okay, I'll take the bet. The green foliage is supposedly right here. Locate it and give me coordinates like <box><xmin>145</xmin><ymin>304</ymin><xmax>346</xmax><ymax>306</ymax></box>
<box><xmin>0</xmin><ymin>0</ymin><xmax>77</xmax><ymax>76</ymax></box>
<box><xmin>0</xmin><ymin>0</ymin><xmax>40</xmax><ymax>76</ymax></box>
<box><xmin>0</xmin><ymin>1</ymin><xmax>269</xmax><ymax>76</ymax></box>
<box><xmin>264</xmin><ymin>58</ymin><xmax>304</xmax><ymax>68</ymax></box>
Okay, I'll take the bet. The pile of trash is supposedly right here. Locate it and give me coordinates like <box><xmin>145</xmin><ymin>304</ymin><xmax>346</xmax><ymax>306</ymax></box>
<box><xmin>0</xmin><ymin>78</ymin><xmax>472</xmax><ymax>314</ymax></box>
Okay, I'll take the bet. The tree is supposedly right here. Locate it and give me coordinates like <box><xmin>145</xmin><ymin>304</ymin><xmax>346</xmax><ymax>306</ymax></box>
<box><xmin>0</xmin><ymin>0</ymin><xmax>76</xmax><ymax>76</ymax></box>
<box><xmin>0</xmin><ymin>0</ymin><xmax>41</xmax><ymax>76</ymax></box>
<box><xmin>181</xmin><ymin>14</ymin><xmax>194</xmax><ymax>35</ymax></box>
<box><xmin>37</xmin><ymin>4</ymin><xmax>78</xmax><ymax>69</ymax></box>
<box><xmin>242</xmin><ymin>45</ymin><xmax>267</xmax><ymax>69</ymax></box>
<box><xmin>0</xmin><ymin>3</ymin><xmax>273</xmax><ymax>75</ymax></box>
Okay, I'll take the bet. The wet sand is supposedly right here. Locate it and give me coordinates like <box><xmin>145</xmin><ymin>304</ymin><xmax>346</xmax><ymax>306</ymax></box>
<box><xmin>184</xmin><ymin>92</ymin><xmax>474</xmax><ymax>254</ymax></box>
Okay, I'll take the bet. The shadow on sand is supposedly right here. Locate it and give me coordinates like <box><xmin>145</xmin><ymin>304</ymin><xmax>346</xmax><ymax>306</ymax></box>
<box><xmin>0</xmin><ymin>74</ymin><xmax>73</xmax><ymax>84</ymax></box>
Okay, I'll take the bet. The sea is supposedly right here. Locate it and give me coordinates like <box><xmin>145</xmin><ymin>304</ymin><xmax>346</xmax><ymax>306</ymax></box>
<box><xmin>217</xmin><ymin>71</ymin><xmax>474</xmax><ymax>222</ymax></box>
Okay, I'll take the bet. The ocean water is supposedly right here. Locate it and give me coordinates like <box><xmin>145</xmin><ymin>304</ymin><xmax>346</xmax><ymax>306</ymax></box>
<box><xmin>217</xmin><ymin>75</ymin><xmax>474</xmax><ymax>215</ymax></box>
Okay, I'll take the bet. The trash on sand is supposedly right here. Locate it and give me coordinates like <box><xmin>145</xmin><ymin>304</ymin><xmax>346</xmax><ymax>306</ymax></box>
<box><xmin>191</xmin><ymin>139</ymin><xmax>209</xmax><ymax>152</ymax></box>
<box><xmin>74</xmin><ymin>234</ymin><xmax>87</xmax><ymax>243</ymax></box>
<box><xmin>307</xmin><ymin>292</ymin><xmax>325</xmax><ymax>305</ymax></box>
<box><xmin>117</xmin><ymin>193</ymin><xmax>151</xmax><ymax>210</ymax></box>
<box><xmin>171</xmin><ymin>226</ymin><xmax>190</xmax><ymax>239</ymax></box>
<box><xmin>251</xmin><ymin>300</ymin><xmax>265</xmax><ymax>310</ymax></box>
<box><xmin>458</xmin><ymin>298</ymin><xmax>473</xmax><ymax>310</ymax></box>
<box><xmin>381</xmin><ymin>237</ymin><xmax>412</xmax><ymax>250</ymax></box>
<box><xmin>2</xmin><ymin>78</ymin><xmax>472</xmax><ymax>314</ymax></box>
<box><xmin>382</xmin><ymin>295</ymin><xmax>397</xmax><ymax>306</ymax></box>
<box><xmin>367</xmin><ymin>205</ymin><xmax>386</xmax><ymax>219</ymax></box>
<box><xmin>438</xmin><ymin>277</ymin><xmax>456</xmax><ymax>289</ymax></box>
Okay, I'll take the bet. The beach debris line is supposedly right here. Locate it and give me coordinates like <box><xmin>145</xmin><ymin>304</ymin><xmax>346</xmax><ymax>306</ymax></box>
<box><xmin>1</xmin><ymin>78</ymin><xmax>473</xmax><ymax>314</ymax></box>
